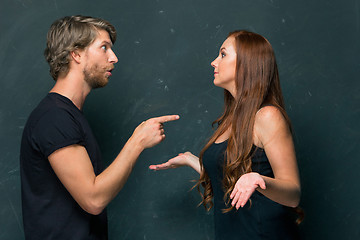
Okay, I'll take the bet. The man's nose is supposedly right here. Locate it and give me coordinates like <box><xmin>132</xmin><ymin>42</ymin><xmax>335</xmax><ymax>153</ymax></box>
<box><xmin>109</xmin><ymin>49</ymin><xmax>118</xmax><ymax>63</ymax></box>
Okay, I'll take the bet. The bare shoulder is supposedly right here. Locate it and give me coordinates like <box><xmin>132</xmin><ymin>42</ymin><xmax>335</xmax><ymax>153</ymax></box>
<box><xmin>255</xmin><ymin>106</ymin><xmax>286</xmax><ymax>126</ymax></box>
<box><xmin>254</xmin><ymin>106</ymin><xmax>290</xmax><ymax>145</ymax></box>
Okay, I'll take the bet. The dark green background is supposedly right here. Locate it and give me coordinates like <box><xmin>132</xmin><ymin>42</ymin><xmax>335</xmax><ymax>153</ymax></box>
<box><xmin>1</xmin><ymin>0</ymin><xmax>359</xmax><ymax>239</ymax></box>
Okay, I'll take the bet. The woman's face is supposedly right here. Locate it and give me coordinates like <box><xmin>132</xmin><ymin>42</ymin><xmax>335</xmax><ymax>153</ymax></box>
<box><xmin>211</xmin><ymin>37</ymin><xmax>237</xmax><ymax>96</ymax></box>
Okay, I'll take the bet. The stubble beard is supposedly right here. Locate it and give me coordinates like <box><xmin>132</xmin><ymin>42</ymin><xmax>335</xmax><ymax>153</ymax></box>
<box><xmin>83</xmin><ymin>64</ymin><xmax>108</xmax><ymax>89</ymax></box>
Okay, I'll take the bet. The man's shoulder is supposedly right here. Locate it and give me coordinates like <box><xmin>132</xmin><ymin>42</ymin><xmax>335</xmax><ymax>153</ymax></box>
<box><xmin>26</xmin><ymin>102</ymin><xmax>80</xmax><ymax>136</ymax></box>
<box><xmin>31</xmin><ymin>94</ymin><xmax>82</xmax><ymax>122</ymax></box>
<box><xmin>39</xmin><ymin>93</ymin><xmax>80</xmax><ymax>113</ymax></box>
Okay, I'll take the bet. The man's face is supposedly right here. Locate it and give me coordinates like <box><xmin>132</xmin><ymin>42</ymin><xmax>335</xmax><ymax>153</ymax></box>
<box><xmin>83</xmin><ymin>29</ymin><xmax>118</xmax><ymax>89</ymax></box>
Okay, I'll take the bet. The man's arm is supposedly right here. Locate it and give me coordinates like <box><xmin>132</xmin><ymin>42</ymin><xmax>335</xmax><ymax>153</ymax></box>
<box><xmin>48</xmin><ymin>115</ymin><xmax>179</xmax><ymax>215</ymax></box>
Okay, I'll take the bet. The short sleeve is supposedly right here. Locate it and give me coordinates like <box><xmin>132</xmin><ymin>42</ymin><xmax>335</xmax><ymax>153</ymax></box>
<box><xmin>32</xmin><ymin>108</ymin><xmax>85</xmax><ymax>158</ymax></box>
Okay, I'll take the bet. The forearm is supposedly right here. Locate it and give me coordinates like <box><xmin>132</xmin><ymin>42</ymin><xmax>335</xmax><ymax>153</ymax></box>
<box><xmin>186</xmin><ymin>155</ymin><xmax>202</xmax><ymax>174</ymax></box>
<box><xmin>89</xmin><ymin>136</ymin><xmax>144</xmax><ymax>214</ymax></box>
<box><xmin>51</xmin><ymin>115</ymin><xmax>178</xmax><ymax>215</ymax></box>
<box><xmin>257</xmin><ymin>175</ymin><xmax>301</xmax><ymax>208</ymax></box>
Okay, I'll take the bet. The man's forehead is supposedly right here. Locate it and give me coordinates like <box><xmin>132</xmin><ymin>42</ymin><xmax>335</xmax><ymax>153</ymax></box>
<box><xmin>94</xmin><ymin>29</ymin><xmax>112</xmax><ymax>45</ymax></box>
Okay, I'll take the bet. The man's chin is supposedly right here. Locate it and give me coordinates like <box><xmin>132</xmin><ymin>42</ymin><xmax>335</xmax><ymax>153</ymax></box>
<box><xmin>89</xmin><ymin>78</ymin><xmax>109</xmax><ymax>89</ymax></box>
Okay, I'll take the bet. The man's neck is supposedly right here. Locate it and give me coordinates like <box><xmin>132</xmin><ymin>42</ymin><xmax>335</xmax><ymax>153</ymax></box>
<box><xmin>50</xmin><ymin>72</ymin><xmax>91</xmax><ymax>110</ymax></box>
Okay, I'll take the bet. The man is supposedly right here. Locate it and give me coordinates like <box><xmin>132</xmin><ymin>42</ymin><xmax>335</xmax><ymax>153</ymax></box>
<box><xmin>20</xmin><ymin>15</ymin><xmax>179</xmax><ymax>240</ymax></box>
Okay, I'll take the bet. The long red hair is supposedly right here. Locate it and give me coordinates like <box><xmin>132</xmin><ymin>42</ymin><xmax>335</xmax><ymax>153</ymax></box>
<box><xmin>196</xmin><ymin>30</ymin><xmax>291</xmax><ymax>212</ymax></box>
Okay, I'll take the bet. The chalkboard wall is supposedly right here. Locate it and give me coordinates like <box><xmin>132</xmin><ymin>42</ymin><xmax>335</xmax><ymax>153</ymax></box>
<box><xmin>1</xmin><ymin>0</ymin><xmax>359</xmax><ymax>239</ymax></box>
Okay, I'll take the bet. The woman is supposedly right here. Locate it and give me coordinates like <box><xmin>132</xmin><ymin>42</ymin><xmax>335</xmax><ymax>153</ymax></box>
<box><xmin>150</xmin><ymin>30</ymin><xmax>301</xmax><ymax>239</ymax></box>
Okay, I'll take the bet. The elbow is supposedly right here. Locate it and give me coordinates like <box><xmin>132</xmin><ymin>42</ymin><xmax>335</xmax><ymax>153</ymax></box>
<box><xmin>85</xmin><ymin>206</ymin><xmax>105</xmax><ymax>216</ymax></box>
<box><xmin>81</xmin><ymin>198</ymin><xmax>107</xmax><ymax>215</ymax></box>
<box><xmin>288</xmin><ymin>200</ymin><xmax>300</xmax><ymax>208</ymax></box>
<box><xmin>289</xmin><ymin>187</ymin><xmax>301</xmax><ymax>208</ymax></box>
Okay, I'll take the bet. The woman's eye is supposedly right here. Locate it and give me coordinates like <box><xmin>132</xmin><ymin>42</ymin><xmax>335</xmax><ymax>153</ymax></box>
<box><xmin>101</xmin><ymin>46</ymin><xmax>107</xmax><ymax>51</ymax></box>
<box><xmin>221</xmin><ymin>52</ymin><xmax>226</xmax><ymax>58</ymax></box>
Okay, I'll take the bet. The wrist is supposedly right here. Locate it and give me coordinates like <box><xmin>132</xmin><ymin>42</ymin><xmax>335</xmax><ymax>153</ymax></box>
<box><xmin>186</xmin><ymin>156</ymin><xmax>201</xmax><ymax>173</ymax></box>
<box><xmin>187</xmin><ymin>157</ymin><xmax>196</xmax><ymax>168</ymax></box>
<box><xmin>127</xmin><ymin>135</ymin><xmax>145</xmax><ymax>154</ymax></box>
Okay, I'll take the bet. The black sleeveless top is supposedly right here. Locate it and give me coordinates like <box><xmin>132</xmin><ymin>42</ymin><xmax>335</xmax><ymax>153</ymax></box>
<box><xmin>202</xmin><ymin>141</ymin><xmax>299</xmax><ymax>240</ymax></box>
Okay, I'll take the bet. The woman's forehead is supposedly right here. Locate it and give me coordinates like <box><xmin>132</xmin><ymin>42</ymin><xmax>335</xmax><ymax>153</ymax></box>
<box><xmin>221</xmin><ymin>37</ymin><xmax>235</xmax><ymax>50</ymax></box>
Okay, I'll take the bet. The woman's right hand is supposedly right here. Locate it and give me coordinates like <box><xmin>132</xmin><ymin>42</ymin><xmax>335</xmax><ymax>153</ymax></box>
<box><xmin>149</xmin><ymin>152</ymin><xmax>201</xmax><ymax>173</ymax></box>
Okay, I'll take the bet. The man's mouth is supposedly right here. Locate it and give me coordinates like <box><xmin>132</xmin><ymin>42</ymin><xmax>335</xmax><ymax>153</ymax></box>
<box><xmin>106</xmin><ymin>68</ymin><xmax>114</xmax><ymax>76</ymax></box>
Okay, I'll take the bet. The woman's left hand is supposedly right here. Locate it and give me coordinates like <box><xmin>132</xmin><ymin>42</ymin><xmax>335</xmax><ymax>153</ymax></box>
<box><xmin>230</xmin><ymin>172</ymin><xmax>266</xmax><ymax>209</ymax></box>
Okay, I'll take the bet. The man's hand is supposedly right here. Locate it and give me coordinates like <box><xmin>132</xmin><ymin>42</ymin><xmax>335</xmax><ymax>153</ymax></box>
<box><xmin>132</xmin><ymin>115</ymin><xmax>180</xmax><ymax>149</ymax></box>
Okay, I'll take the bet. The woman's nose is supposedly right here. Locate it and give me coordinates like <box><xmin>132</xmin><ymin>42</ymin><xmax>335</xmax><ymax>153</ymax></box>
<box><xmin>211</xmin><ymin>58</ymin><xmax>217</xmax><ymax>68</ymax></box>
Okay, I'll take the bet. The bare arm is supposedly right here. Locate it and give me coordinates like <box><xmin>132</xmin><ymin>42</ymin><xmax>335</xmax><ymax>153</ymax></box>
<box><xmin>48</xmin><ymin>115</ymin><xmax>179</xmax><ymax>215</ymax></box>
<box><xmin>230</xmin><ymin>106</ymin><xmax>300</xmax><ymax>209</ymax></box>
<box><xmin>256</xmin><ymin>107</ymin><xmax>300</xmax><ymax>207</ymax></box>
<box><xmin>149</xmin><ymin>152</ymin><xmax>202</xmax><ymax>174</ymax></box>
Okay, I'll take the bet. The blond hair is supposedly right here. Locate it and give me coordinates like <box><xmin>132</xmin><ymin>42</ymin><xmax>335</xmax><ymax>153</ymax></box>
<box><xmin>44</xmin><ymin>15</ymin><xmax>116</xmax><ymax>80</ymax></box>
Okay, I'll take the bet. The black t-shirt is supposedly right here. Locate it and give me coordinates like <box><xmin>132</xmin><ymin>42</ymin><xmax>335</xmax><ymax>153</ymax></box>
<box><xmin>20</xmin><ymin>93</ymin><xmax>108</xmax><ymax>240</ymax></box>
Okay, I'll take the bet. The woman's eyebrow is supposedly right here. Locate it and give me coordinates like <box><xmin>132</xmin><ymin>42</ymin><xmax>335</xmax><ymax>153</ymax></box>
<box><xmin>220</xmin><ymin>47</ymin><xmax>226</xmax><ymax>51</ymax></box>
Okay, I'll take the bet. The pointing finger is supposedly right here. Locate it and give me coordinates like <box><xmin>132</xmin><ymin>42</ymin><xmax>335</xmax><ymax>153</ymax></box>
<box><xmin>152</xmin><ymin>115</ymin><xmax>180</xmax><ymax>123</ymax></box>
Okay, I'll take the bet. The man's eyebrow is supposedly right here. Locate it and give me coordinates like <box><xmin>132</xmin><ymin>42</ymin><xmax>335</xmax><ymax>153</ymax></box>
<box><xmin>101</xmin><ymin>40</ymin><xmax>113</xmax><ymax>47</ymax></box>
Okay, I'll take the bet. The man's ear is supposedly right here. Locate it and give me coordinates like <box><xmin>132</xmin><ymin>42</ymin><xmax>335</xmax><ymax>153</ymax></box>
<box><xmin>70</xmin><ymin>49</ymin><xmax>83</xmax><ymax>64</ymax></box>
